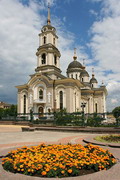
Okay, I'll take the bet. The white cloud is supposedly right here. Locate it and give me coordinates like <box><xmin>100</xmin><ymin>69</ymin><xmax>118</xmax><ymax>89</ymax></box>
<box><xmin>107</xmin><ymin>82</ymin><xmax>120</xmax><ymax>94</ymax></box>
<box><xmin>89</xmin><ymin>0</ymin><xmax>120</xmax><ymax>111</ymax></box>
<box><xmin>111</xmin><ymin>99</ymin><xmax>118</xmax><ymax>104</ymax></box>
<box><xmin>0</xmin><ymin>0</ymin><xmax>87</xmax><ymax>103</ymax></box>
<box><xmin>0</xmin><ymin>0</ymin><xmax>44</xmax><ymax>102</ymax></box>
<box><xmin>89</xmin><ymin>9</ymin><xmax>98</xmax><ymax>17</ymax></box>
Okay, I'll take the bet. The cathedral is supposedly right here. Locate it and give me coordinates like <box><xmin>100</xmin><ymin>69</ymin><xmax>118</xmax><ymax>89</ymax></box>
<box><xmin>16</xmin><ymin>6</ymin><xmax>107</xmax><ymax>119</ymax></box>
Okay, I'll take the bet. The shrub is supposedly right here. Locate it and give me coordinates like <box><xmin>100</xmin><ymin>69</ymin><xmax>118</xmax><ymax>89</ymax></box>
<box><xmin>87</xmin><ymin>114</ymin><xmax>103</xmax><ymax>127</ymax></box>
<box><xmin>112</xmin><ymin>106</ymin><xmax>120</xmax><ymax>119</ymax></box>
<box><xmin>54</xmin><ymin>109</ymin><xmax>83</xmax><ymax>126</ymax></box>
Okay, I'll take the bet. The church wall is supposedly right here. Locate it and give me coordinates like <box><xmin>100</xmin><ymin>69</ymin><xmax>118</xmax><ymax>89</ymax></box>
<box><xmin>89</xmin><ymin>95</ymin><xmax>94</xmax><ymax>113</ymax></box>
<box><xmin>17</xmin><ymin>92</ymin><xmax>21</xmax><ymax>113</ymax></box>
<box><xmin>93</xmin><ymin>93</ymin><xmax>105</xmax><ymax>114</ymax></box>
<box><xmin>18</xmin><ymin>90</ymin><xmax>28</xmax><ymax>114</ymax></box>
<box><xmin>83</xmin><ymin>76</ymin><xmax>89</xmax><ymax>83</ymax></box>
<box><xmin>65</xmin><ymin>87</ymin><xmax>81</xmax><ymax>113</ymax></box>
<box><xmin>48</xmin><ymin>53</ymin><xmax>53</xmax><ymax>65</ymax></box>
<box><xmin>68</xmin><ymin>88</ymin><xmax>74</xmax><ymax>112</ymax></box>
<box><xmin>92</xmin><ymin>83</ymin><xmax>98</xmax><ymax>88</ymax></box>
<box><xmin>81</xmin><ymin>97</ymin><xmax>89</xmax><ymax>114</ymax></box>
<box><xmin>46</xmin><ymin>87</ymin><xmax>53</xmax><ymax>112</ymax></box>
<box><xmin>65</xmin><ymin>88</ymin><xmax>71</xmax><ymax>112</ymax></box>
<box><xmin>55</xmin><ymin>86</ymin><xmax>66</xmax><ymax>110</ymax></box>
<box><xmin>68</xmin><ymin>87</ymin><xmax>81</xmax><ymax>113</ymax></box>
<box><xmin>103</xmin><ymin>92</ymin><xmax>106</xmax><ymax>113</ymax></box>
<box><xmin>69</xmin><ymin>72</ymin><xmax>81</xmax><ymax>80</ymax></box>
<box><xmin>93</xmin><ymin>96</ymin><xmax>99</xmax><ymax>113</ymax></box>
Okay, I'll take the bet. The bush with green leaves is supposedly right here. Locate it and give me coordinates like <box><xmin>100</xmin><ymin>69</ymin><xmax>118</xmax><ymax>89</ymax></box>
<box><xmin>112</xmin><ymin>106</ymin><xmax>120</xmax><ymax>118</ymax></box>
<box><xmin>0</xmin><ymin>105</ymin><xmax>17</xmax><ymax>119</ymax></box>
<box><xmin>86</xmin><ymin>114</ymin><xmax>103</xmax><ymax>127</ymax></box>
<box><xmin>54</xmin><ymin>109</ymin><xmax>83</xmax><ymax>126</ymax></box>
<box><xmin>0</xmin><ymin>108</ymin><xmax>4</xmax><ymax>119</ymax></box>
<box><xmin>112</xmin><ymin>106</ymin><xmax>120</xmax><ymax>126</ymax></box>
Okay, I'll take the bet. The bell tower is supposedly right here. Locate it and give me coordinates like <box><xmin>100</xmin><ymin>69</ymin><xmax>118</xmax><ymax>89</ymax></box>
<box><xmin>35</xmin><ymin>4</ymin><xmax>61</xmax><ymax>74</ymax></box>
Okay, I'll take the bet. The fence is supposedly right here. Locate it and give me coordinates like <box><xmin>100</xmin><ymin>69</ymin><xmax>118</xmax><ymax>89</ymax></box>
<box><xmin>0</xmin><ymin>111</ymin><xmax>112</xmax><ymax>127</ymax></box>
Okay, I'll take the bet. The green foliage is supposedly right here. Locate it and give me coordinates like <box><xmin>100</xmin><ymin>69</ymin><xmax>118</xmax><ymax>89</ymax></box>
<box><xmin>112</xmin><ymin>106</ymin><xmax>120</xmax><ymax>118</ymax></box>
<box><xmin>86</xmin><ymin>114</ymin><xmax>103</xmax><ymax>127</ymax></box>
<box><xmin>0</xmin><ymin>108</ymin><xmax>4</xmax><ymax>119</ymax></box>
<box><xmin>112</xmin><ymin>106</ymin><xmax>120</xmax><ymax>126</ymax></box>
<box><xmin>0</xmin><ymin>105</ymin><xmax>17</xmax><ymax>119</ymax></box>
<box><xmin>54</xmin><ymin>109</ymin><xmax>83</xmax><ymax>126</ymax></box>
<box><xmin>3</xmin><ymin>161</ymin><xmax>14</xmax><ymax>172</ymax></box>
<box><xmin>47</xmin><ymin>169</ymin><xmax>57</xmax><ymax>177</ymax></box>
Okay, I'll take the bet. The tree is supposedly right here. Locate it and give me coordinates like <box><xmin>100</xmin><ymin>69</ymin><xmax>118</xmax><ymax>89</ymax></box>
<box><xmin>112</xmin><ymin>106</ymin><xmax>120</xmax><ymax>118</ymax></box>
<box><xmin>0</xmin><ymin>108</ymin><xmax>4</xmax><ymax>119</ymax></box>
<box><xmin>1</xmin><ymin>105</ymin><xmax>17</xmax><ymax>117</ymax></box>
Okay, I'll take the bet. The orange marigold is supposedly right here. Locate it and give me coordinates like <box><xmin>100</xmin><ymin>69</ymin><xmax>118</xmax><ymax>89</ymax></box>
<box><xmin>68</xmin><ymin>169</ymin><xmax>72</xmax><ymax>173</ymax></box>
<box><xmin>41</xmin><ymin>171</ymin><xmax>47</xmax><ymax>176</ymax></box>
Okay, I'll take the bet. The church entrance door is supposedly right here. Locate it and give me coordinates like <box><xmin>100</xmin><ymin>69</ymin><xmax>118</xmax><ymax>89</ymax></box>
<box><xmin>38</xmin><ymin>106</ymin><xmax>44</xmax><ymax>117</ymax></box>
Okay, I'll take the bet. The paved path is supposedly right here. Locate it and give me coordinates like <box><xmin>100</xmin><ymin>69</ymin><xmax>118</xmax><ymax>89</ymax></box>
<box><xmin>0</xmin><ymin>125</ymin><xmax>120</xmax><ymax>180</ymax></box>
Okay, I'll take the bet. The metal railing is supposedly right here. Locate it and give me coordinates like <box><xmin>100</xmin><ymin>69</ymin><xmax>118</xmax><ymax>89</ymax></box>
<box><xmin>0</xmin><ymin>112</ymin><xmax>119</xmax><ymax>127</ymax></box>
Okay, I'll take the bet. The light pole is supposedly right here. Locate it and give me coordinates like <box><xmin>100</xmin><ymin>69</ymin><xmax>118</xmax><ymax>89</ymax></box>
<box><xmin>30</xmin><ymin>107</ymin><xmax>33</xmax><ymax>122</ymax></box>
<box><xmin>81</xmin><ymin>102</ymin><xmax>86</xmax><ymax>126</ymax></box>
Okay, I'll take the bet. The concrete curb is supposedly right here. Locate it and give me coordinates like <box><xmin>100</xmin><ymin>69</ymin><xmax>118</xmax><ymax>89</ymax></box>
<box><xmin>83</xmin><ymin>135</ymin><xmax>120</xmax><ymax>148</ymax></box>
<box><xmin>0</xmin><ymin>145</ymin><xmax>120</xmax><ymax>180</ymax></box>
<box><xmin>21</xmin><ymin>126</ymin><xmax>120</xmax><ymax>134</ymax></box>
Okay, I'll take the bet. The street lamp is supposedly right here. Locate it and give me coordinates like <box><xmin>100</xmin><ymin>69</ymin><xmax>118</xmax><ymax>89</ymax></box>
<box><xmin>81</xmin><ymin>102</ymin><xmax>86</xmax><ymax>126</ymax></box>
<box><xmin>81</xmin><ymin>102</ymin><xmax>86</xmax><ymax>113</ymax></box>
<box><xmin>30</xmin><ymin>107</ymin><xmax>33</xmax><ymax>122</ymax></box>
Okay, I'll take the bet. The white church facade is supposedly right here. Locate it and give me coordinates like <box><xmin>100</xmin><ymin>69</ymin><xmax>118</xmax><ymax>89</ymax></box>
<box><xmin>16</xmin><ymin>7</ymin><xmax>107</xmax><ymax>118</ymax></box>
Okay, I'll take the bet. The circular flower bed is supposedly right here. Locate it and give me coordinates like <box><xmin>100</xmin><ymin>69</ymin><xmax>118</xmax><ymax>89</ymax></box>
<box><xmin>2</xmin><ymin>144</ymin><xmax>116</xmax><ymax>178</ymax></box>
<box><xmin>95</xmin><ymin>134</ymin><xmax>120</xmax><ymax>143</ymax></box>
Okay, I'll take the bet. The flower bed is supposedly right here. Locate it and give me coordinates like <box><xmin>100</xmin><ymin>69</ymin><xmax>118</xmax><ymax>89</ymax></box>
<box><xmin>2</xmin><ymin>144</ymin><xmax>116</xmax><ymax>178</ymax></box>
<box><xmin>95</xmin><ymin>134</ymin><xmax>120</xmax><ymax>143</ymax></box>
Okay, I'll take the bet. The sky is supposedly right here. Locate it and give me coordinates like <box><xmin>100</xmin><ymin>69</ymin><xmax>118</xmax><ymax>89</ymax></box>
<box><xmin>0</xmin><ymin>0</ymin><xmax>120</xmax><ymax>112</ymax></box>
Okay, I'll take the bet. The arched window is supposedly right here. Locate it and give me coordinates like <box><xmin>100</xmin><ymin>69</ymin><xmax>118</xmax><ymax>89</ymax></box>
<box><xmin>54</xmin><ymin>55</ymin><xmax>57</xmax><ymax>65</ymax></box>
<box><xmin>76</xmin><ymin>74</ymin><xmax>77</xmax><ymax>79</ymax></box>
<box><xmin>23</xmin><ymin>95</ymin><xmax>26</xmax><ymax>114</ymax></box>
<box><xmin>82</xmin><ymin>77</ymin><xmax>84</xmax><ymax>82</ymax></box>
<box><xmin>95</xmin><ymin>103</ymin><xmax>97</xmax><ymax>113</ymax></box>
<box><xmin>71</xmin><ymin>74</ymin><xmax>73</xmax><ymax>78</ymax></box>
<box><xmin>92</xmin><ymin>84</ymin><xmax>93</xmax><ymax>88</ymax></box>
<box><xmin>41</xmin><ymin>53</ymin><xmax>46</xmax><ymax>64</ymax></box>
<box><xmin>43</xmin><ymin>36</ymin><xmax>46</xmax><ymax>44</ymax></box>
<box><xmin>53</xmin><ymin>38</ymin><xmax>55</xmax><ymax>45</ymax></box>
<box><xmin>39</xmin><ymin>89</ymin><xmax>43</xmax><ymax>100</ymax></box>
<box><xmin>59</xmin><ymin>91</ymin><xmax>63</xmax><ymax>110</ymax></box>
<box><xmin>48</xmin><ymin>108</ymin><xmax>51</xmax><ymax>114</ymax></box>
